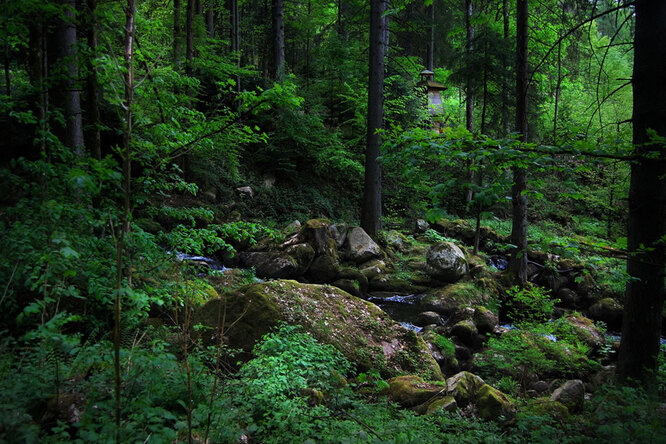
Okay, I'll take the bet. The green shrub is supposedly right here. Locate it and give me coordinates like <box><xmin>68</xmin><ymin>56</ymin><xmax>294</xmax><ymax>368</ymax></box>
<box><xmin>505</xmin><ymin>283</ymin><xmax>559</xmax><ymax>326</ymax></box>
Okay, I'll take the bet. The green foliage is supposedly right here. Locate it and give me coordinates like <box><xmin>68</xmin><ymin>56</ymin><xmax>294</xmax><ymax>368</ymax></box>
<box><xmin>505</xmin><ymin>283</ymin><xmax>558</xmax><ymax>326</ymax></box>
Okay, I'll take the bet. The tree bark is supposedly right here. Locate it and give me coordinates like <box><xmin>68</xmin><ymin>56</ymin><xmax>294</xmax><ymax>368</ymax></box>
<box><xmin>501</xmin><ymin>0</ymin><xmax>510</xmax><ymax>135</ymax></box>
<box><xmin>511</xmin><ymin>0</ymin><xmax>529</xmax><ymax>284</ymax></box>
<box><xmin>465</xmin><ymin>0</ymin><xmax>475</xmax><ymax>204</ymax></box>
<box><xmin>361</xmin><ymin>0</ymin><xmax>387</xmax><ymax>238</ymax></box>
<box><xmin>617</xmin><ymin>0</ymin><xmax>666</xmax><ymax>384</ymax></box>
<box><xmin>174</xmin><ymin>0</ymin><xmax>182</xmax><ymax>68</ymax></box>
<box><xmin>271</xmin><ymin>0</ymin><xmax>285</xmax><ymax>80</ymax></box>
<box><xmin>58</xmin><ymin>0</ymin><xmax>84</xmax><ymax>155</ymax></box>
<box><xmin>229</xmin><ymin>0</ymin><xmax>240</xmax><ymax>94</ymax></box>
<box><xmin>84</xmin><ymin>0</ymin><xmax>102</xmax><ymax>159</ymax></box>
<box><xmin>426</xmin><ymin>1</ymin><xmax>435</xmax><ymax>70</ymax></box>
<box><xmin>205</xmin><ymin>8</ymin><xmax>215</xmax><ymax>38</ymax></box>
<box><xmin>185</xmin><ymin>0</ymin><xmax>195</xmax><ymax>76</ymax></box>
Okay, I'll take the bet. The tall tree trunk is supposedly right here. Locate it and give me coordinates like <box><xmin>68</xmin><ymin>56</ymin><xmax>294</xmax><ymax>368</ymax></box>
<box><xmin>185</xmin><ymin>0</ymin><xmax>194</xmax><ymax>76</ymax></box>
<box><xmin>465</xmin><ymin>0</ymin><xmax>475</xmax><ymax>204</ymax></box>
<box><xmin>115</xmin><ymin>2</ymin><xmax>135</xmax><ymax>440</ymax></box>
<box><xmin>271</xmin><ymin>0</ymin><xmax>285</xmax><ymax>80</ymax></box>
<box><xmin>229</xmin><ymin>0</ymin><xmax>240</xmax><ymax>94</ymax></box>
<box><xmin>617</xmin><ymin>0</ymin><xmax>666</xmax><ymax>384</ymax></box>
<box><xmin>85</xmin><ymin>0</ymin><xmax>102</xmax><ymax>159</ymax></box>
<box><xmin>58</xmin><ymin>0</ymin><xmax>84</xmax><ymax>155</ymax></box>
<box><xmin>426</xmin><ymin>1</ymin><xmax>435</xmax><ymax>70</ymax></box>
<box><xmin>501</xmin><ymin>0</ymin><xmax>510</xmax><ymax>135</ymax></box>
<box><xmin>361</xmin><ymin>0</ymin><xmax>387</xmax><ymax>238</ymax></box>
<box><xmin>511</xmin><ymin>0</ymin><xmax>529</xmax><ymax>284</ymax></box>
<box><xmin>174</xmin><ymin>0</ymin><xmax>182</xmax><ymax>68</ymax></box>
<box><xmin>205</xmin><ymin>8</ymin><xmax>215</xmax><ymax>38</ymax></box>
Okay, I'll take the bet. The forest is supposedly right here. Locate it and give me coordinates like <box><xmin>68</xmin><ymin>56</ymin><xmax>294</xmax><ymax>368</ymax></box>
<box><xmin>0</xmin><ymin>0</ymin><xmax>665</xmax><ymax>442</ymax></box>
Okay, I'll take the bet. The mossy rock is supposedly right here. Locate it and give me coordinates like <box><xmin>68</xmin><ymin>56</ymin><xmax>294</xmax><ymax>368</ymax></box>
<box><xmin>359</xmin><ymin>259</ymin><xmax>389</xmax><ymax>281</ymax></box>
<box><xmin>386</xmin><ymin>375</ymin><xmax>446</xmax><ymax>408</ymax></box>
<box><xmin>525</xmin><ymin>398</ymin><xmax>570</xmax><ymax>420</ymax></box>
<box><xmin>384</xmin><ymin>230</ymin><xmax>411</xmax><ymax>253</ymax></box>
<box><xmin>588</xmin><ymin>298</ymin><xmax>623</xmax><ymax>330</ymax></box>
<box><xmin>197</xmin><ymin>280</ymin><xmax>443</xmax><ymax>380</ymax></box>
<box><xmin>472</xmin><ymin>305</ymin><xmax>498</xmax><ymax>334</ymax></box>
<box><xmin>475</xmin><ymin>384</ymin><xmax>515</xmax><ymax>421</ymax></box>
<box><xmin>186</xmin><ymin>280</ymin><xmax>220</xmax><ymax>307</ymax></box>
<box><xmin>556</xmin><ymin>314</ymin><xmax>605</xmax><ymax>350</ymax></box>
<box><xmin>450</xmin><ymin>319</ymin><xmax>478</xmax><ymax>347</ymax></box>
<box><xmin>307</xmin><ymin>253</ymin><xmax>340</xmax><ymax>282</ymax></box>
<box><xmin>424</xmin><ymin>395</ymin><xmax>457</xmax><ymax>415</ymax></box>
<box><xmin>446</xmin><ymin>371</ymin><xmax>485</xmax><ymax>406</ymax></box>
<box><xmin>423</xmin><ymin>283</ymin><xmax>487</xmax><ymax>316</ymax></box>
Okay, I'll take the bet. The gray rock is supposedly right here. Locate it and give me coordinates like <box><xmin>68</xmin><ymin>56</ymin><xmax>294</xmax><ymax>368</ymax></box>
<box><xmin>588</xmin><ymin>298</ymin><xmax>623</xmax><ymax>329</ymax></box>
<box><xmin>236</xmin><ymin>186</ymin><xmax>254</xmax><ymax>198</ymax></box>
<box><xmin>415</xmin><ymin>311</ymin><xmax>443</xmax><ymax>327</ymax></box>
<box><xmin>426</xmin><ymin>242</ymin><xmax>468</xmax><ymax>282</ymax></box>
<box><xmin>385</xmin><ymin>230</ymin><xmax>410</xmax><ymax>252</ymax></box>
<box><xmin>239</xmin><ymin>251</ymin><xmax>298</xmax><ymax>278</ymax></box>
<box><xmin>347</xmin><ymin>227</ymin><xmax>382</xmax><ymax>264</ymax></box>
<box><xmin>550</xmin><ymin>379</ymin><xmax>585</xmax><ymax>413</ymax></box>
<box><xmin>331</xmin><ymin>223</ymin><xmax>349</xmax><ymax>248</ymax></box>
<box><xmin>415</xmin><ymin>219</ymin><xmax>430</xmax><ymax>233</ymax></box>
<box><xmin>472</xmin><ymin>306</ymin><xmax>498</xmax><ymax>334</ymax></box>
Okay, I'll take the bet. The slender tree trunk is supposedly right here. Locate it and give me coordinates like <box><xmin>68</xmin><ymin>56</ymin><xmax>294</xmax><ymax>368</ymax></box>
<box><xmin>271</xmin><ymin>0</ymin><xmax>285</xmax><ymax>80</ymax></box>
<box><xmin>185</xmin><ymin>0</ymin><xmax>194</xmax><ymax>76</ymax></box>
<box><xmin>58</xmin><ymin>0</ymin><xmax>84</xmax><ymax>155</ymax></box>
<box><xmin>229</xmin><ymin>0</ymin><xmax>240</xmax><ymax>94</ymax></box>
<box><xmin>426</xmin><ymin>1</ymin><xmax>435</xmax><ymax>70</ymax></box>
<box><xmin>115</xmin><ymin>2</ymin><xmax>135</xmax><ymax>440</ymax></box>
<box><xmin>553</xmin><ymin>38</ymin><xmax>562</xmax><ymax>142</ymax></box>
<box><xmin>85</xmin><ymin>0</ymin><xmax>102</xmax><ymax>159</ymax></box>
<box><xmin>465</xmin><ymin>0</ymin><xmax>475</xmax><ymax>204</ymax></box>
<box><xmin>501</xmin><ymin>0</ymin><xmax>510</xmax><ymax>135</ymax></box>
<box><xmin>174</xmin><ymin>0</ymin><xmax>182</xmax><ymax>68</ymax></box>
<box><xmin>511</xmin><ymin>0</ymin><xmax>529</xmax><ymax>284</ymax></box>
<box><xmin>205</xmin><ymin>8</ymin><xmax>215</xmax><ymax>38</ymax></box>
<box><xmin>3</xmin><ymin>14</ymin><xmax>10</xmax><ymax>96</ymax></box>
<box><xmin>617</xmin><ymin>0</ymin><xmax>666</xmax><ymax>384</ymax></box>
<box><xmin>361</xmin><ymin>0</ymin><xmax>387</xmax><ymax>238</ymax></box>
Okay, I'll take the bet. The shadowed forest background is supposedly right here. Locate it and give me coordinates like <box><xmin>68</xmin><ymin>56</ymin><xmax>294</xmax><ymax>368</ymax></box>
<box><xmin>1</xmin><ymin>0</ymin><xmax>665</xmax><ymax>442</ymax></box>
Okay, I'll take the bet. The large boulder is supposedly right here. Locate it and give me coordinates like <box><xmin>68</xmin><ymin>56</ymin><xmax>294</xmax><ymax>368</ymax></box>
<box><xmin>331</xmin><ymin>223</ymin><xmax>349</xmax><ymax>248</ymax></box>
<box><xmin>556</xmin><ymin>314</ymin><xmax>606</xmax><ymax>350</ymax></box>
<box><xmin>425</xmin><ymin>242</ymin><xmax>468</xmax><ymax>283</ymax></box>
<box><xmin>239</xmin><ymin>251</ymin><xmax>299</xmax><ymax>279</ymax></box>
<box><xmin>346</xmin><ymin>227</ymin><xmax>383</xmax><ymax>264</ymax></box>
<box><xmin>194</xmin><ymin>280</ymin><xmax>443</xmax><ymax>380</ymax></box>
<box><xmin>550</xmin><ymin>379</ymin><xmax>585</xmax><ymax>413</ymax></box>
<box><xmin>588</xmin><ymin>298</ymin><xmax>623</xmax><ymax>330</ymax></box>
<box><xmin>476</xmin><ymin>384</ymin><xmax>515</xmax><ymax>420</ymax></box>
<box><xmin>472</xmin><ymin>305</ymin><xmax>499</xmax><ymax>335</ymax></box>
<box><xmin>446</xmin><ymin>371</ymin><xmax>485</xmax><ymax>406</ymax></box>
<box><xmin>386</xmin><ymin>375</ymin><xmax>445</xmax><ymax>408</ymax></box>
<box><xmin>423</xmin><ymin>283</ymin><xmax>487</xmax><ymax>316</ymax></box>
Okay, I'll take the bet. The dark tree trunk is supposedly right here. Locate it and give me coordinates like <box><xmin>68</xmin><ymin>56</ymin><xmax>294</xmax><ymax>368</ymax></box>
<box><xmin>501</xmin><ymin>0</ymin><xmax>510</xmax><ymax>135</ymax></box>
<box><xmin>174</xmin><ymin>0</ymin><xmax>181</xmax><ymax>68</ymax></box>
<box><xmin>84</xmin><ymin>0</ymin><xmax>101</xmax><ymax>159</ymax></box>
<box><xmin>464</xmin><ymin>0</ymin><xmax>475</xmax><ymax>204</ymax></box>
<box><xmin>617</xmin><ymin>0</ymin><xmax>666</xmax><ymax>384</ymax></box>
<box><xmin>465</xmin><ymin>0</ymin><xmax>474</xmax><ymax>135</ymax></box>
<box><xmin>426</xmin><ymin>1</ymin><xmax>434</xmax><ymax>70</ymax></box>
<box><xmin>271</xmin><ymin>0</ymin><xmax>285</xmax><ymax>80</ymax></box>
<box><xmin>58</xmin><ymin>0</ymin><xmax>84</xmax><ymax>155</ymax></box>
<box><xmin>511</xmin><ymin>0</ymin><xmax>529</xmax><ymax>284</ymax></box>
<box><xmin>361</xmin><ymin>0</ymin><xmax>387</xmax><ymax>238</ymax></box>
<box><xmin>205</xmin><ymin>8</ymin><xmax>215</xmax><ymax>38</ymax></box>
<box><xmin>185</xmin><ymin>0</ymin><xmax>194</xmax><ymax>76</ymax></box>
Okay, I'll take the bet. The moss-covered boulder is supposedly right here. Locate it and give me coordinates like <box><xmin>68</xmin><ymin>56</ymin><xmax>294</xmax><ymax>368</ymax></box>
<box><xmin>446</xmin><ymin>371</ymin><xmax>485</xmax><ymax>406</ymax></box>
<box><xmin>556</xmin><ymin>314</ymin><xmax>605</xmax><ymax>350</ymax></box>
<box><xmin>426</xmin><ymin>242</ymin><xmax>468</xmax><ymax>282</ymax></box>
<box><xmin>425</xmin><ymin>395</ymin><xmax>457</xmax><ymax>415</ymax></box>
<box><xmin>476</xmin><ymin>384</ymin><xmax>515</xmax><ymax>420</ymax></box>
<box><xmin>588</xmin><ymin>298</ymin><xmax>623</xmax><ymax>330</ymax></box>
<box><xmin>386</xmin><ymin>375</ymin><xmax>445</xmax><ymax>408</ymax></box>
<box><xmin>359</xmin><ymin>258</ymin><xmax>389</xmax><ymax>281</ymax></box>
<box><xmin>239</xmin><ymin>251</ymin><xmax>300</xmax><ymax>278</ymax></box>
<box><xmin>385</xmin><ymin>230</ymin><xmax>410</xmax><ymax>253</ymax></box>
<box><xmin>450</xmin><ymin>320</ymin><xmax>478</xmax><ymax>348</ymax></box>
<box><xmin>195</xmin><ymin>280</ymin><xmax>442</xmax><ymax>380</ymax></box>
<box><xmin>472</xmin><ymin>305</ymin><xmax>499</xmax><ymax>334</ymax></box>
<box><xmin>526</xmin><ymin>398</ymin><xmax>570</xmax><ymax>420</ymax></box>
<box><xmin>423</xmin><ymin>283</ymin><xmax>487</xmax><ymax>316</ymax></box>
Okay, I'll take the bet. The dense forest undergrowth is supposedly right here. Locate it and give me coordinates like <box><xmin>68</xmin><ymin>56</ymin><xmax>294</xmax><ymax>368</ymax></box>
<box><xmin>1</xmin><ymin>0</ymin><xmax>665</xmax><ymax>442</ymax></box>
